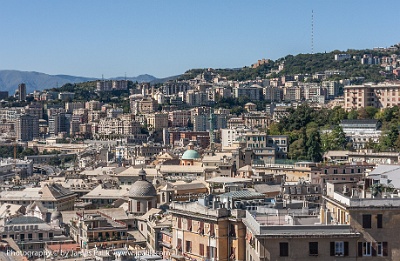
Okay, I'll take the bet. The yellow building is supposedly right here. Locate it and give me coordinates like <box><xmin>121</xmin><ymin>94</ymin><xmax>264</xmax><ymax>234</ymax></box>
<box><xmin>324</xmin><ymin>180</ymin><xmax>400</xmax><ymax>259</ymax></box>
<box><xmin>169</xmin><ymin>201</ymin><xmax>246</xmax><ymax>261</ymax></box>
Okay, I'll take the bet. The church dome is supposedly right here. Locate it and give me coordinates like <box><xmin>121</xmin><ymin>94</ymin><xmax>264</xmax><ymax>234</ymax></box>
<box><xmin>128</xmin><ymin>169</ymin><xmax>157</xmax><ymax>198</ymax></box>
<box><xmin>129</xmin><ymin>180</ymin><xmax>157</xmax><ymax>197</ymax></box>
<box><xmin>182</xmin><ymin>150</ymin><xmax>200</xmax><ymax>160</ymax></box>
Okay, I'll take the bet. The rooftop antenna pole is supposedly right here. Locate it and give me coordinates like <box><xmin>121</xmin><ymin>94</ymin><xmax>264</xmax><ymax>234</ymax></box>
<box><xmin>311</xmin><ymin>10</ymin><xmax>314</xmax><ymax>54</ymax></box>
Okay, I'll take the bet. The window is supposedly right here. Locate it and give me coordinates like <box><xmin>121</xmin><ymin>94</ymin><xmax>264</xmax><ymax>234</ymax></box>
<box><xmin>177</xmin><ymin>217</ymin><xmax>182</xmax><ymax>229</ymax></box>
<box><xmin>363</xmin><ymin>242</ymin><xmax>372</xmax><ymax>256</ymax></box>
<box><xmin>185</xmin><ymin>240</ymin><xmax>192</xmax><ymax>253</ymax></box>
<box><xmin>137</xmin><ymin>202</ymin><xmax>141</xmax><ymax>212</ymax></box>
<box><xmin>209</xmin><ymin>223</ymin><xmax>215</xmax><ymax>237</ymax></box>
<box><xmin>363</xmin><ymin>214</ymin><xmax>372</xmax><ymax>228</ymax></box>
<box><xmin>377</xmin><ymin>214</ymin><xmax>383</xmax><ymax>228</ymax></box>
<box><xmin>377</xmin><ymin>242</ymin><xmax>388</xmax><ymax>256</ymax></box>
<box><xmin>20</xmin><ymin>234</ymin><xmax>25</xmax><ymax>241</ymax></box>
<box><xmin>279</xmin><ymin>242</ymin><xmax>289</xmax><ymax>257</ymax></box>
<box><xmin>309</xmin><ymin>242</ymin><xmax>318</xmax><ymax>256</ymax></box>
<box><xmin>38</xmin><ymin>233</ymin><xmax>43</xmax><ymax>240</ymax></box>
<box><xmin>330</xmin><ymin>241</ymin><xmax>348</xmax><ymax>256</ymax></box>
<box><xmin>177</xmin><ymin>238</ymin><xmax>182</xmax><ymax>252</ymax></box>
<box><xmin>199</xmin><ymin>244</ymin><xmax>204</xmax><ymax>256</ymax></box>
<box><xmin>377</xmin><ymin>242</ymin><xmax>383</xmax><ymax>256</ymax></box>
<box><xmin>49</xmin><ymin>232</ymin><xmax>53</xmax><ymax>239</ymax></box>
<box><xmin>198</xmin><ymin>221</ymin><xmax>204</xmax><ymax>234</ymax></box>
<box><xmin>208</xmin><ymin>246</ymin><xmax>217</xmax><ymax>259</ymax></box>
<box><xmin>187</xmin><ymin>219</ymin><xmax>192</xmax><ymax>231</ymax></box>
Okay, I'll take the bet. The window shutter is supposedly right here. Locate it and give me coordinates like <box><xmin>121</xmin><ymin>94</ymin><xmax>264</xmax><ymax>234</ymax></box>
<box><xmin>358</xmin><ymin>242</ymin><xmax>363</xmax><ymax>257</ymax></box>
<box><xmin>377</xmin><ymin>214</ymin><xmax>383</xmax><ymax>228</ymax></box>
<box><xmin>362</xmin><ymin>214</ymin><xmax>371</xmax><ymax>228</ymax></box>
<box><xmin>330</xmin><ymin>242</ymin><xmax>335</xmax><ymax>256</ymax></box>
<box><xmin>383</xmin><ymin>242</ymin><xmax>388</xmax><ymax>256</ymax></box>
<box><xmin>344</xmin><ymin>242</ymin><xmax>349</xmax><ymax>256</ymax></box>
<box><xmin>372</xmin><ymin>242</ymin><xmax>377</xmax><ymax>256</ymax></box>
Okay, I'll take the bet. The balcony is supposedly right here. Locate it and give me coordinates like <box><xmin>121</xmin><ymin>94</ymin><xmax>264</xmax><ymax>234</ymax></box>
<box><xmin>331</xmin><ymin>191</ymin><xmax>400</xmax><ymax>208</ymax></box>
<box><xmin>87</xmin><ymin>236</ymin><xmax>129</xmax><ymax>243</ymax></box>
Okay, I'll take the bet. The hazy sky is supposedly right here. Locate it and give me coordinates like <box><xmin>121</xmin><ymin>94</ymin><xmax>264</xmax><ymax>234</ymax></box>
<box><xmin>0</xmin><ymin>1</ymin><xmax>399</xmax><ymax>78</ymax></box>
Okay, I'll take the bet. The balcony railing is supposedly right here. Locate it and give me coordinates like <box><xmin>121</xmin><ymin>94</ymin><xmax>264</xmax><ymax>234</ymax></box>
<box><xmin>87</xmin><ymin>236</ymin><xmax>130</xmax><ymax>243</ymax></box>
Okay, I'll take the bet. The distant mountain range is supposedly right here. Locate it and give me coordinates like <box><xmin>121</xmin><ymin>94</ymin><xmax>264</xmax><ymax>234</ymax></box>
<box><xmin>0</xmin><ymin>70</ymin><xmax>178</xmax><ymax>94</ymax></box>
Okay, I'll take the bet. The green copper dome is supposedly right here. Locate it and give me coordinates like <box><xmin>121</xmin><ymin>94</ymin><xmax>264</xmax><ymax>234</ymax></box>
<box><xmin>182</xmin><ymin>149</ymin><xmax>200</xmax><ymax>160</ymax></box>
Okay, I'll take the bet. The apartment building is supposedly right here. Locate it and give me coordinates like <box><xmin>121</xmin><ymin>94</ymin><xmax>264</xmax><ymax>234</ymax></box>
<box><xmin>324</xmin><ymin>180</ymin><xmax>399</xmax><ymax>259</ymax></box>
<box><xmin>0</xmin><ymin>184</ymin><xmax>76</xmax><ymax>221</ymax></box>
<box><xmin>233</xmin><ymin>85</ymin><xmax>262</xmax><ymax>100</ymax></box>
<box><xmin>322</xmin><ymin>81</ymin><xmax>340</xmax><ymax>99</ymax></box>
<box><xmin>92</xmin><ymin>117</ymin><xmax>141</xmax><ymax>137</ymax></box>
<box><xmin>340</xmin><ymin>119</ymin><xmax>382</xmax><ymax>149</ymax></box>
<box><xmin>68</xmin><ymin>212</ymin><xmax>130</xmax><ymax>250</ymax></box>
<box><xmin>243</xmin><ymin>207</ymin><xmax>360</xmax><ymax>261</ymax></box>
<box><xmin>0</xmin><ymin>216</ymin><xmax>66</xmax><ymax>252</ymax></box>
<box><xmin>263</xmin><ymin>87</ymin><xmax>283</xmax><ymax>102</ymax></box>
<box><xmin>169</xmin><ymin>200</ymin><xmax>246</xmax><ymax>261</ymax></box>
<box><xmin>16</xmin><ymin>114</ymin><xmax>39</xmax><ymax>141</ymax></box>
<box><xmin>344</xmin><ymin>83</ymin><xmax>400</xmax><ymax>110</ymax></box>
<box><xmin>146</xmin><ymin>113</ymin><xmax>168</xmax><ymax>131</ymax></box>
<box><xmin>24</xmin><ymin>103</ymin><xmax>43</xmax><ymax>119</ymax></box>
<box><xmin>168</xmin><ymin>110</ymin><xmax>192</xmax><ymax>128</ymax></box>
<box><xmin>131</xmin><ymin>98</ymin><xmax>158</xmax><ymax>115</ymax></box>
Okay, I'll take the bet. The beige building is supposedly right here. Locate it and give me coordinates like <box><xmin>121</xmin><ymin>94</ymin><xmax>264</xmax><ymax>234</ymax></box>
<box><xmin>169</xmin><ymin>201</ymin><xmax>246</xmax><ymax>261</ymax></box>
<box><xmin>168</xmin><ymin>110</ymin><xmax>192</xmax><ymax>128</ymax></box>
<box><xmin>0</xmin><ymin>184</ymin><xmax>76</xmax><ymax>216</ymax></box>
<box><xmin>131</xmin><ymin>98</ymin><xmax>158</xmax><ymax>115</ymax></box>
<box><xmin>146</xmin><ymin>112</ymin><xmax>168</xmax><ymax>131</ymax></box>
<box><xmin>243</xmin><ymin>209</ymin><xmax>360</xmax><ymax>261</ymax></box>
<box><xmin>0</xmin><ymin>216</ymin><xmax>67</xmax><ymax>253</ymax></box>
<box><xmin>68</xmin><ymin>211</ymin><xmax>130</xmax><ymax>250</ymax></box>
<box><xmin>85</xmin><ymin>100</ymin><xmax>102</xmax><ymax>111</ymax></box>
<box><xmin>324</xmin><ymin>180</ymin><xmax>399</xmax><ymax>259</ymax></box>
<box><xmin>92</xmin><ymin>117</ymin><xmax>141</xmax><ymax>137</ymax></box>
<box><xmin>344</xmin><ymin>82</ymin><xmax>400</xmax><ymax>110</ymax></box>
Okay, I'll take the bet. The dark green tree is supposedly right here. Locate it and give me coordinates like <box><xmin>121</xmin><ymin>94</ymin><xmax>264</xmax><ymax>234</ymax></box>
<box><xmin>306</xmin><ymin>129</ymin><xmax>322</xmax><ymax>162</ymax></box>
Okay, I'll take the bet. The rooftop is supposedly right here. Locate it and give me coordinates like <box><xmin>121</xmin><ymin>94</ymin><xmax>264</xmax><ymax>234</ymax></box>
<box><xmin>218</xmin><ymin>190</ymin><xmax>265</xmax><ymax>199</ymax></box>
<box><xmin>206</xmin><ymin>177</ymin><xmax>252</xmax><ymax>184</ymax></box>
<box><xmin>243</xmin><ymin>211</ymin><xmax>359</xmax><ymax>238</ymax></box>
<box><xmin>6</xmin><ymin>216</ymin><xmax>45</xmax><ymax>225</ymax></box>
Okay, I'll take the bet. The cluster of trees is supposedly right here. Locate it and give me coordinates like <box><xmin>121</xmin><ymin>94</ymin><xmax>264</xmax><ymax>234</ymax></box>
<box><xmin>181</xmin><ymin>62</ymin><xmax>277</xmax><ymax>82</ymax></box>
<box><xmin>181</xmin><ymin>48</ymin><xmax>399</xmax><ymax>84</ymax></box>
<box><xmin>0</xmin><ymin>146</ymin><xmax>37</xmax><ymax>159</ymax></box>
<box><xmin>213</xmin><ymin>96</ymin><xmax>268</xmax><ymax>115</ymax></box>
<box><xmin>279</xmin><ymin>52</ymin><xmax>388</xmax><ymax>83</ymax></box>
<box><xmin>269</xmin><ymin>105</ymin><xmax>400</xmax><ymax>162</ymax></box>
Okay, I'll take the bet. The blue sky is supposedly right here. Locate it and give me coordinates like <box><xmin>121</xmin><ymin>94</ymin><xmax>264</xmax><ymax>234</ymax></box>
<box><xmin>0</xmin><ymin>1</ymin><xmax>399</xmax><ymax>78</ymax></box>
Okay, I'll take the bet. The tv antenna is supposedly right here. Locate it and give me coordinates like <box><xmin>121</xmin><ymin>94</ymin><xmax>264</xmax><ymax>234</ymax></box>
<box><xmin>311</xmin><ymin>10</ymin><xmax>314</xmax><ymax>54</ymax></box>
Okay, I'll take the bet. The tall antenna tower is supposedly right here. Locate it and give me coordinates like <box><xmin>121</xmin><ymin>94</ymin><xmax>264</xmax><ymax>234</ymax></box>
<box><xmin>311</xmin><ymin>10</ymin><xmax>314</xmax><ymax>54</ymax></box>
